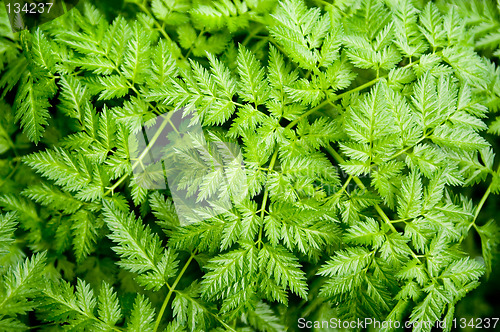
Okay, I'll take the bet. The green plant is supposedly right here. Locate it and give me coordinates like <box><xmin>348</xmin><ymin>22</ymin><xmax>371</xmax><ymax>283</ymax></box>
<box><xmin>1</xmin><ymin>0</ymin><xmax>500</xmax><ymax>331</ymax></box>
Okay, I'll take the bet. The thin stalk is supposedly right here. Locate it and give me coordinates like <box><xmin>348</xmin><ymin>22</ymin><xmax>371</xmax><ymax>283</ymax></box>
<box><xmin>284</xmin><ymin>53</ymin><xmax>432</xmax><ymax>131</ymax></box>
<box><xmin>242</xmin><ymin>25</ymin><xmax>265</xmax><ymax>46</ymax></box>
<box><xmin>326</xmin><ymin>145</ymin><xmax>422</xmax><ymax>264</ymax></box>
<box><xmin>104</xmin><ymin>112</ymin><xmax>174</xmax><ymax>196</ymax></box>
<box><xmin>134</xmin><ymin>2</ymin><xmax>186</xmax><ymax>61</ymax></box>
<box><xmin>0</xmin><ymin>160</ymin><xmax>20</xmax><ymax>188</ymax></box>
<box><xmin>330</xmin><ymin>175</ymin><xmax>353</xmax><ymax>200</ymax></box>
<box><xmin>474</xmin><ymin>186</ymin><xmax>491</xmax><ymax>222</ymax></box>
<box><xmin>284</xmin><ymin>77</ymin><xmax>382</xmax><ymax>130</ymax></box>
<box><xmin>256</xmin><ymin>150</ymin><xmax>279</xmax><ymax>249</ymax></box>
<box><xmin>185</xmin><ymin>29</ymin><xmax>205</xmax><ymax>59</ymax></box>
<box><xmin>153</xmin><ymin>252</ymin><xmax>196</xmax><ymax>332</ymax></box>
<box><xmin>459</xmin><ymin>165</ymin><xmax>500</xmax><ymax>243</ymax></box>
<box><xmin>390</xmin><ymin>217</ymin><xmax>412</xmax><ymax>224</ymax></box>
<box><xmin>333</xmin><ymin>77</ymin><xmax>380</xmax><ymax>101</ymax></box>
<box><xmin>286</xmin><ymin>100</ymin><xmax>330</xmax><ymax>129</ymax></box>
<box><xmin>0</xmin><ymin>126</ymin><xmax>16</xmax><ymax>153</ymax></box>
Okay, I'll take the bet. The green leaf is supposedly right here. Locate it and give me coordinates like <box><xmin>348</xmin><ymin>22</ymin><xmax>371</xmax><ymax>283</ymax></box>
<box><xmin>102</xmin><ymin>201</ymin><xmax>179</xmax><ymax>291</ymax></box>
<box><xmin>318</xmin><ymin>247</ymin><xmax>373</xmax><ymax>277</ymax></box>
<box><xmin>431</xmin><ymin>124</ymin><xmax>490</xmax><ymax>151</ymax></box>
<box><xmin>344</xmin><ymin>217</ymin><xmax>385</xmax><ymax>249</ymax></box>
<box><xmin>476</xmin><ymin>220</ymin><xmax>500</xmax><ymax>277</ymax></box>
<box><xmin>0</xmin><ymin>212</ymin><xmax>17</xmax><ymax>257</ymax></box>
<box><xmin>397</xmin><ymin>171</ymin><xmax>423</xmax><ymax>219</ymax></box>
<box><xmin>97</xmin><ymin>282</ymin><xmax>122</xmax><ymax>328</ymax></box>
<box><xmin>0</xmin><ymin>252</ymin><xmax>47</xmax><ymax>316</ymax></box>
<box><xmin>14</xmin><ymin>73</ymin><xmax>52</xmax><ymax>144</ymax></box>
<box><xmin>237</xmin><ymin>46</ymin><xmax>269</xmax><ymax>105</ymax></box>
<box><xmin>259</xmin><ymin>243</ymin><xmax>308</xmax><ymax>299</ymax></box>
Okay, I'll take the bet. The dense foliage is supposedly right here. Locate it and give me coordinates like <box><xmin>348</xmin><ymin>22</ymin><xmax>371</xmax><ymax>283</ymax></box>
<box><xmin>1</xmin><ymin>0</ymin><xmax>500</xmax><ymax>331</ymax></box>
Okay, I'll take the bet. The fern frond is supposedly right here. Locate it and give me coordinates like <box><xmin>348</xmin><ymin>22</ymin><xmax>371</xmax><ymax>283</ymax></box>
<box><xmin>0</xmin><ymin>252</ymin><xmax>46</xmax><ymax>317</ymax></box>
<box><xmin>102</xmin><ymin>201</ymin><xmax>179</xmax><ymax>291</ymax></box>
<box><xmin>0</xmin><ymin>212</ymin><xmax>17</xmax><ymax>256</ymax></box>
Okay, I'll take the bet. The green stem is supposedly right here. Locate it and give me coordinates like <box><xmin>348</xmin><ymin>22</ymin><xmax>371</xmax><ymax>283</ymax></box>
<box><xmin>459</xmin><ymin>165</ymin><xmax>500</xmax><ymax>243</ymax></box>
<box><xmin>0</xmin><ymin>160</ymin><xmax>20</xmax><ymax>188</ymax></box>
<box><xmin>330</xmin><ymin>175</ymin><xmax>352</xmax><ymax>200</ymax></box>
<box><xmin>286</xmin><ymin>100</ymin><xmax>330</xmax><ymax>129</ymax></box>
<box><xmin>208</xmin><ymin>312</ymin><xmax>237</xmax><ymax>332</ymax></box>
<box><xmin>153</xmin><ymin>252</ymin><xmax>196</xmax><ymax>332</ymax></box>
<box><xmin>104</xmin><ymin>111</ymin><xmax>174</xmax><ymax>197</ymax></box>
<box><xmin>285</xmin><ymin>77</ymin><xmax>383</xmax><ymax>130</ymax></box>
<box><xmin>474</xmin><ymin>186</ymin><xmax>491</xmax><ymax>222</ymax></box>
<box><xmin>284</xmin><ymin>78</ymin><xmax>381</xmax><ymax>132</ymax></box>
<box><xmin>317</xmin><ymin>0</ymin><xmax>335</xmax><ymax>8</ymax></box>
<box><xmin>135</xmin><ymin>2</ymin><xmax>186</xmax><ymax>61</ymax></box>
<box><xmin>326</xmin><ymin>145</ymin><xmax>422</xmax><ymax>264</ymax></box>
<box><xmin>0</xmin><ymin>128</ymin><xmax>16</xmax><ymax>154</ymax></box>
<box><xmin>390</xmin><ymin>217</ymin><xmax>412</xmax><ymax>224</ymax></box>
<box><xmin>242</xmin><ymin>25</ymin><xmax>264</xmax><ymax>46</ymax></box>
<box><xmin>334</xmin><ymin>77</ymin><xmax>380</xmax><ymax>101</ymax></box>
<box><xmin>256</xmin><ymin>150</ymin><xmax>279</xmax><ymax>248</ymax></box>
<box><xmin>284</xmin><ymin>52</ymin><xmax>432</xmax><ymax>130</ymax></box>
<box><xmin>185</xmin><ymin>29</ymin><xmax>205</xmax><ymax>59</ymax></box>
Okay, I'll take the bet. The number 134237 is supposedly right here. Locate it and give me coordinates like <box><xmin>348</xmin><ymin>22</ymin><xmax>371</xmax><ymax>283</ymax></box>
<box><xmin>6</xmin><ymin>2</ymin><xmax>54</xmax><ymax>14</ymax></box>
